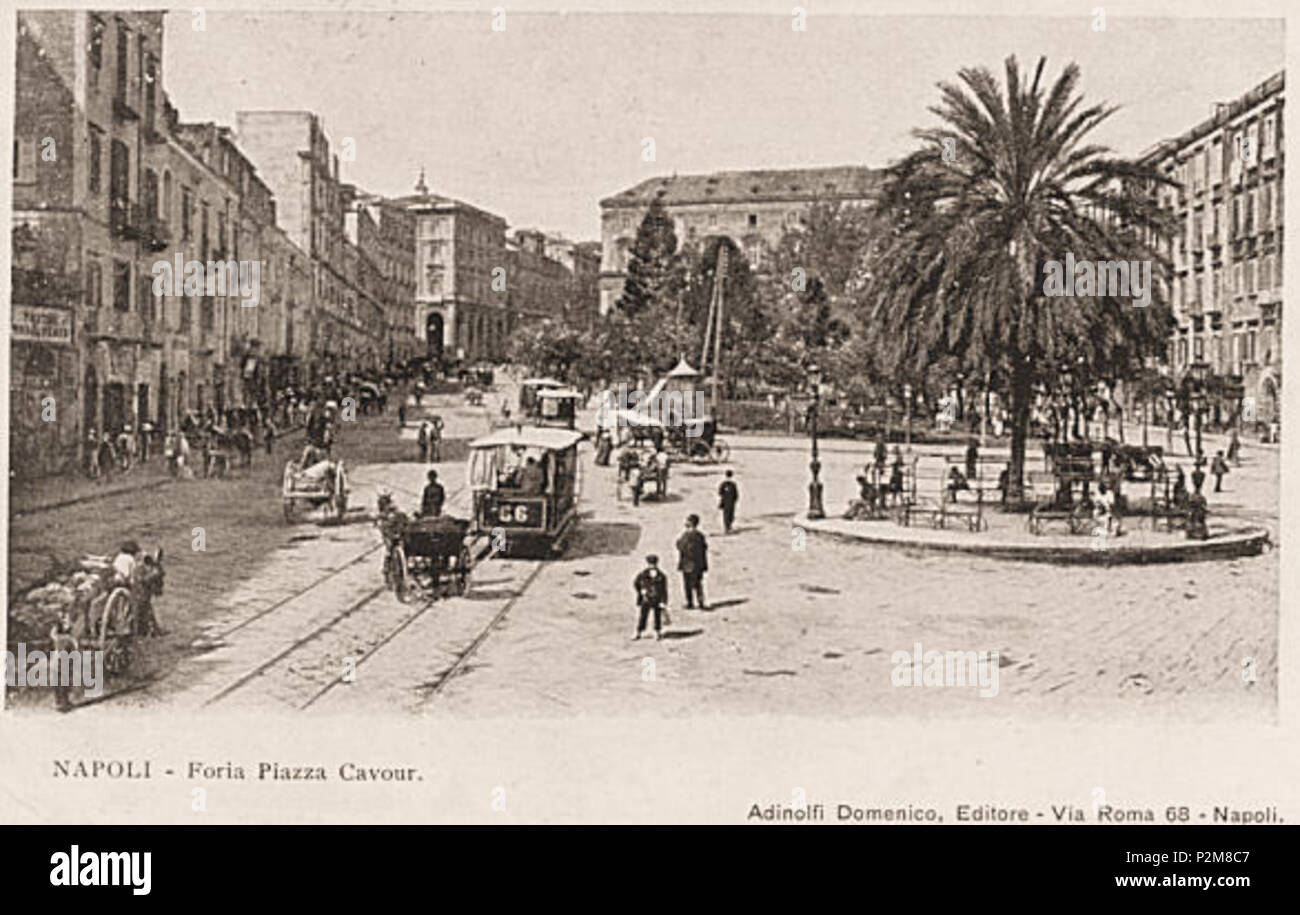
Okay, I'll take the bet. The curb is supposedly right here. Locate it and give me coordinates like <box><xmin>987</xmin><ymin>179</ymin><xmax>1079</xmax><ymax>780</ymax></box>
<box><xmin>798</xmin><ymin>515</ymin><xmax>1272</xmax><ymax>565</ymax></box>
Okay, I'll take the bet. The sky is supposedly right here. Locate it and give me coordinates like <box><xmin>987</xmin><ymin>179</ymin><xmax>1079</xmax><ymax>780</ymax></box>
<box><xmin>163</xmin><ymin>10</ymin><xmax>1284</xmax><ymax>241</ymax></box>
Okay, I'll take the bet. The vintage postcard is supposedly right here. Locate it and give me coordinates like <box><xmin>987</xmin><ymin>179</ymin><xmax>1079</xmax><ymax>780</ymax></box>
<box><xmin>1</xmin><ymin>0</ymin><xmax>1295</xmax><ymax>827</ymax></box>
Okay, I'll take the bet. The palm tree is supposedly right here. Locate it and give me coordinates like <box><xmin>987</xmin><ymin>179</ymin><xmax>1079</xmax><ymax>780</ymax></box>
<box><xmin>865</xmin><ymin>56</ymin><xmax>1176</xmax><ymax>501</ymax></box>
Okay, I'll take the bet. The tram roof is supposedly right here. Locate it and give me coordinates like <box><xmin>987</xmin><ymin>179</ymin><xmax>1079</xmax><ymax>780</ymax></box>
<box><xmin>469</xmin><ymin>427</ymin><xmax>585</xmax><ymax>451</ymax></box>
<box><xmin>521</xmin><ymin>377</ymin><xmax>564</xmax><ymax>388</ymax></box>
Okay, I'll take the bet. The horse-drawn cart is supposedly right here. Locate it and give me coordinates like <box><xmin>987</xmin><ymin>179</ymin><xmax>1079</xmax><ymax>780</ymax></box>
<box><xmin>282</xmin><ymin>458</ymin><xmax>349</xmax><ymax>522</ymax></box>
<box><xmin>383</xmin><ymin>516</ymin><xmax>472</xmax><ymax>602</ymax></box>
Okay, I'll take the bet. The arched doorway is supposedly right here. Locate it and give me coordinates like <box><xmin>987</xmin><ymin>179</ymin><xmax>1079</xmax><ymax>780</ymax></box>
<box><xmin>426</xmin><ymin>312</ymin><xmax>444</xmax><ymax>362</ymax></box>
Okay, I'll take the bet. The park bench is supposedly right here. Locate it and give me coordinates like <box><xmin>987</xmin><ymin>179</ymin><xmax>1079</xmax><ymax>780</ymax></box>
<box><xmin>1026</xmin><ymin>470</ymin><xmax>1089</xmax><ymax>535</ymax></box>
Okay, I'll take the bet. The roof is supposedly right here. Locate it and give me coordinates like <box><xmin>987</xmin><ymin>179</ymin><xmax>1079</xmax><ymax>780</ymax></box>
<box><xmin>469</xmin><ymin>427</ymin><xmax>585</xmax><ymax>450</ymax></box>
<box><xmin>521</xmin><ymin>377</ymin><xmax>564</xmax><ymax>387</ymax></box>
<box><xmin>600</xmin><ymin>166</ymin><xmax>881</xmax><ymax>209</ymax></box>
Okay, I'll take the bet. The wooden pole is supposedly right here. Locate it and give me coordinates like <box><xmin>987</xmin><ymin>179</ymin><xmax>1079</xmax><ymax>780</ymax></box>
<box><xmin>711</xmin><ymin>243</ymin><xmax>728</xmax><ymax>416</ymax></box>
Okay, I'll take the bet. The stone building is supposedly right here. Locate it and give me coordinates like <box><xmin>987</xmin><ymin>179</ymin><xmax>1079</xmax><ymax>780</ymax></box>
<box><xmin>11</xmin><ymin>10</ymin><xmax>316</xmax><ymax>476</ymax></box>
<box><xmin>12</xmin><ymin>10</ymin><xmax>172</xmax><ymax>472</ymax></box>
<box><xmin>389</xmin><ymin>173</ymin><xmax>509</xmax><ymax>364</ymax></box>
<box><xmin>234</xmin><ymin>110</ymin><xmax>383</xmax><ymax>377</ymax></box>
<box><xmin>1142</xmin><ymin>71</ymin><xmax>1284</xmax><ymax>425</ymax></box>
<box><xmin>597</xmin><ymin>165</ymin><xmax>879</xmax><ymax>314</ymax></box>
<box><xmin>345</xmin><ymin>189</ymin><xmax>419</xmax><ymax>366</ymax></box>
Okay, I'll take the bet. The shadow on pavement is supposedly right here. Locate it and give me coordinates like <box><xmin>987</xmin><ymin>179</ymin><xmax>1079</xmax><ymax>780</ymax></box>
<box><xmin>564</xmin><ymin>521</ymin><xmax>641</xmax><ymax>559</ymax></box>
<box><xmin>662</xmin><ymin>628</ymin><xmax>703</xmax><ymax>640</ymax></box>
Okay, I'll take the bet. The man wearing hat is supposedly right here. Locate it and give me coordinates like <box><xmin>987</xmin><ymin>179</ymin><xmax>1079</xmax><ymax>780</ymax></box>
<box><xmin>419</xmin><ymin>469</ymin><xmax>446</xmax><ymax>518</ymax></box>
<box><xmin>633</xmin><ymin>554</ymin><xmax>669</xmax><ymax>640</ymax></box>
<box><xmin>676</xmin><ymin>513</ymin><xmax>709</xmax><ymax>610</ymax></box>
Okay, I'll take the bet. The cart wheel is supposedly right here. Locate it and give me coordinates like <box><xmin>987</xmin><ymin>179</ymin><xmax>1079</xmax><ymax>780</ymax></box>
<box><xmin>104</xmin><ymin>637</ymin><xmax>131</xmax><ymax>676</ymax></box>
<box><xmin>711</xmin><ymin>439</ymin><xmax>731</xmax><ymax>463</ymax></box>
<box><xmin>392</xmin><ymin>545</ymin><xmax>409</xmax><ymax>602</ymax></box>
<box><xmin>101</xmin><ymin>588</ymin><xmax>132</xmax><ymax>646</ymax></box>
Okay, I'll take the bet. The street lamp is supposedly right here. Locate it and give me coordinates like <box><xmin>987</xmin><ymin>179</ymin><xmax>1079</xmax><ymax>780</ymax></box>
<box><xmin>1189</xmin><ymin>360</ymin><xmax>1210</xmax><ymax>457</ymax></box>
<box><xmin>903</xmin><ymin>382</ymin><xmax>913</xmax><ymax>449</ymax></box>
<box><xmin>806</xmin><ymin>362</ymin><xmax>826</xmax><ymax>520</ymax></box>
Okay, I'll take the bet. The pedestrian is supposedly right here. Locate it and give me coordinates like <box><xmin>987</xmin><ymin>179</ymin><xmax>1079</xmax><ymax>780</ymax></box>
<box><xmin>429</xmin><ymin>415</ymin><xmax>443</xmax><ymax>463</ymax></box>
<box><xmin>417</xmin><ymin>421</ymin><xmax>429</xmax><ymax>463</ymax></box>
<box><xmin>718</xmin><ymin>469</ymin><xmax>739</xmax><ymax>533</ymax></box>
<box><xmin>632</xmin><ymin>554</ymin><xmax>669</xmax><ymax>641</ymax></box>
<box><xmin>629</xmin><ymin>460</ymin><xmax>644</xmax><ymax>507</ymax></box>
<box><xmin>139</xmin><ymin>422</ymin><xmax>152</xmax><ymax>462</ymax></box>
<box><xmin>263</xmin><ymin>418</ymin><xmax>277</xmax><ymax>455</ymax></box>
<box><xmin>398</xmin><ymin>402</ymin><xmax>407</xmax><ymax>428</ymax></box>
<box><xmin>653</xmin><ymin>446</ymin><xmax>670</xmax><ymax>498</ymax></box>
<box><xmin>1210</xmin><ymin>450</ymin><xmax>1229</xmax><ymax>493</ymax></box>
<box><xmin>874</xmin><ymin>436</ymin><xmax>887</xmax><ymax>475</ymax></box>
<box><xmin>1227</xmin><ymin>428</ymin><xmax>1241</xmax><ymax>465</ymax></box>
<box><xmin>419</xmin><ymin>469</ymin><xmax>445</xmax><ymax>518</ymax></box>
<box><xmin>86</xmin><ymin>428</ymin><xmax>101</xmax><ymax>479</ymax></box>
<box><xmin>97</xmin><ymin>433</ymin><xmax>116</xmax><ymax>481</ymax></box>
<box><xmin>1191</xmin><ymin>460</ymin><xmax>1207</xmax><ymax>496</ymax></box>
<box><xmin>965</xmin><ymin>437</ymin><xmax>978</xmax><ymax>481</ymax></box>
<box><xmin>675</xmin><ymin>513</ymin><xmax>709</xmax><ymax>610</ymax></box>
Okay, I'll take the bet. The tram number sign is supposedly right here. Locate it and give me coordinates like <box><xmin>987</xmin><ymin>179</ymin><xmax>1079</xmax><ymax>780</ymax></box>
<box><xmin>496</xmin><ymin>502</ymin><xmax>538</xmax><ymax>526</ymax></box>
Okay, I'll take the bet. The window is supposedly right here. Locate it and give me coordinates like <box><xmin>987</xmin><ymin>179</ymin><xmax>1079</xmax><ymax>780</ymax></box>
<box><xmin>1232</xmin><ymin>199</ymin><xmax>1240</xmax><ymax>237</ymax></box>
<box><xmin>109</xmin><ymin>138</ymin><xmax>129</xmax><ymax>209</ymax></box>
<box><xmin>88</xmin><ymin>125</ymin><xmax>102</xmax><ymax>193</ymax></box>
<box><xmin>144</xmin><ymin>54</ymin><xmax>157</xmax><ymax>131</ymax></box>
<box><xmin>163</xmin><ymin>171</ymin><xmax>172</xmax><ymax>221</ymax></box>
<box><xmin>113</xmin><ymin>259</ymin><xmax>130</xmax><ymax>311</ymax></box>
<box><xmin>13</xmin><ymin>138</ymin><xmax>36</xmax><ymax>183</ymax></box>
<box><xmin>1261</xmin><ymin>185</ymin><xmax>1272</xmax><ymax>228</ymax></box>
<box><xmin>143</xmin><ymin>169</ymin><xmax>158</xmax><ymax>220</ymax></box>
<box><xmin>1262</xmin><ymin>255</ymin><xmax>1274</xmax><ymax>290</ymax></box>
<box><xmin>217</xmin><ymin>211</ymin><xmax>227</xmax><ymax>257</ymax></box>
<box><xmin>1246</xmin><ymin>192</ymin><xmax>1255</xmax><ymax>234</ymax></box>
<box><xmin>181</xmin><ymin>187</ymin><xmax>193</xmax><ymax>241</ymax></box>
<box><xmin>138</xmin><ymin>274</ymin><xmax>154</xmax><ymax>321</ymax></box>
<box><xmin>180</xmin><ymin>295</ymin><xmax>192</xmax><ymax>330</ymax></box>
<box><xmin>747</xmin><ymin>213</ymin><xmax>758</xmax><ymax>228</ymax></box>
<box><xmin>1233</xmin><ymin>263</ymin><xmax>1243</xmax><ymax>294</ymax></box>
<box><xmin>1194</xmin><ymin>337</ymin><xmax>1204</xmax><ymax>360</ymax></box>
<box><xmin>201</xmin><ymin>298</ymin><xmax>214</xmax><ymax>331</ymax></box>
<box><xmin>200</xmin><ymin>201</ymin><xmax>209</xmax><ymax>261</ymax></box>
<box><xmin>86</xmin><ymin>261</ymin><xmax>103</xmax><ymax>309</ymax></box>
<box><xmin>115</xmin><ymin>20</ymin><xmax>128</xmax><ymax>102</ymax></box>
<box><xmin>88</xmin><ymin>15</ymin><xmax>105</xmax><ymax>89</ymax></box>
<box><xmin>1212</xmin><ymin>205</ymin><xmax>1221</xmax><ymax>242</ymax></box>
<box><xmin>1248</xmin><ymin>260</ymin><xmax>1257</xmax><ymax>294</ymax></box>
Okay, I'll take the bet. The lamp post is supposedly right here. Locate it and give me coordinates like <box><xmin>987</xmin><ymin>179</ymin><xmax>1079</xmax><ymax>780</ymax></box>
<box><xmin>1189</xmin><ymin>360</ymin><xmax>1209</xmax><ymax>457</ymax></box>
<box><xmin>806</xmin><ymin>362</ymin><xmax>825</xmax><ymax>520</ymax></box>
<box><xmin>903</xmin><ymin>382</ymin><xmax>913</xmax><ymax>449</ymax></box>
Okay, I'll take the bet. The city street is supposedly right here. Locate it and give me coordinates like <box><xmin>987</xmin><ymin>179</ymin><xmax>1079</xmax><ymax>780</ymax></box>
<box><xmin>8</xmin><ymin>386</ymin><xmax>1277</xmax><ymax>722</ymax></box>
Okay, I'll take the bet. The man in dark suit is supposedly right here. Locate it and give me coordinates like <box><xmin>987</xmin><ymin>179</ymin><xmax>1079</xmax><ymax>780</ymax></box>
<box><xmin>718</xmin><ymin>470</ymin><xmax>739</xmax><ymax>533</ymax></box>
<box><xmin>633</xmin><ymin>554</ymin><xmax>669</xmax><ymax>640</ymax></box>
<box><xmin>419</xmin><ymin>469</ymin><xmax>446</xmax><ymax>518</ymax></box>
<box><xmin>675</xmin><ymin>513</ymin><xmax>709</xmax><ymax>610</ymax></box>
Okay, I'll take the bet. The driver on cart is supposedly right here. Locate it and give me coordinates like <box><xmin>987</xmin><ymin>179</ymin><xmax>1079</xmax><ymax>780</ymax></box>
<box><xmin>418</xmin><ymin>469</ymin><xmax>446</xmax><ymax>518</ymax></box>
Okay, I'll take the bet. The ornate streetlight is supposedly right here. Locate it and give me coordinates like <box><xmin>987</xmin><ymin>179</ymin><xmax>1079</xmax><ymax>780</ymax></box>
<box><xmin>806</xmin><ymin>362</ymin><xmax>825</xmax><ymax>519</ymax></box>
<box><xmin>1189</xmin><ymin>360</ymin><xmax>1210</xmax><ymax>457</ymax></box>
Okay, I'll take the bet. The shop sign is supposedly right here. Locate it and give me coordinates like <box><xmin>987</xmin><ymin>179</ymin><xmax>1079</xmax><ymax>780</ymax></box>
<box><xmin>12</xmin><ymin>306</ymin><xmax>73</xmax><ymax>345</ymax></box>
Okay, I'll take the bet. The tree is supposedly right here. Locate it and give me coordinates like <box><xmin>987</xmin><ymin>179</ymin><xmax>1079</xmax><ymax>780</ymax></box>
<box><xmin>616</xmin><ymin>194</ymin><xmax>681</xmax><ymax>319</ymax></box>
<box><xmin>864</xmin><ymin>56</ymin><xmax>1175</xmax><ymax>501</ymax></box>
<box><xmin>761</xmin><ymin>200</ymin><xmax>882</xmax><ymax>394</ymax></box>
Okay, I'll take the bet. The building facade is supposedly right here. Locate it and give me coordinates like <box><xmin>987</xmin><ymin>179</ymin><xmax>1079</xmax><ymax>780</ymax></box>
<box><xmin>1143</xmin><ymin>71</ymin><xmax>1284</xmax><ymax>425</ymax></box>
<box><xmin>597</xmin><ymin>165</ymin><xmax>879</xmax><ymax>314</ymax></box>
<box><xmin>345</xmin><ymin>189</ymin><xmax>419</xmax><ymax>366</ymax></box>
<box><xmin>235</xmin><ymin>110</ymin><xmax>384</xmax><ymax>377</ymax></box>
<box><xmin>390</xmin><ymin>176</ymin><xmax>509</xmax><ymax>364</ymax></box>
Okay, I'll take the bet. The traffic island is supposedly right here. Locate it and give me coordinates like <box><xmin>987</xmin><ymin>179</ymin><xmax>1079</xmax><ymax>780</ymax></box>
<box><xmin>797</xmin><ymin>513</ymin><xmax>1272</xmax><ymax>565</ymax></box>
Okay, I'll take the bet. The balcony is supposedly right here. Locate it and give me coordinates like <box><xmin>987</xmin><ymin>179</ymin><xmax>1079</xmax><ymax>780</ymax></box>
<box><xmin>144</xmin><ymin>216</ymin><xmax>171</xmax><ymax>252</ymax></box>
<box><xmin>112</xmin><ymin>96</ymin><xmax>140</xmax><ymax>123</ymax></box>
<box><xmin>110</xmin><ymin>199</ymin><xmax>141</xmax><ymax>240</ymax></box>
<box><xmin>10</xmin><ymin>267</ymin><xmax>78</xmax><ymax>306</ymax></box>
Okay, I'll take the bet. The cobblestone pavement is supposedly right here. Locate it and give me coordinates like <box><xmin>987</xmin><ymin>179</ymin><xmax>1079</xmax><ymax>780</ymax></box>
<box><xmin>9</xmin><ymin>386</ymin><xmax>1277</xmax><ymax>721</ymax></box>
<box><xmin>417</xmin><ymin>428</ymin><xmax>1277</xmax><ymax>721</ymax></box>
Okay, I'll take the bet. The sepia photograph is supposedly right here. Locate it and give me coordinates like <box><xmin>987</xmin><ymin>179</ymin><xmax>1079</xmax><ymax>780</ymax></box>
<box><xmin>1</xmin><ymin>0</ymin><xmax>1294</xmax><ymax>843</ymax></box>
